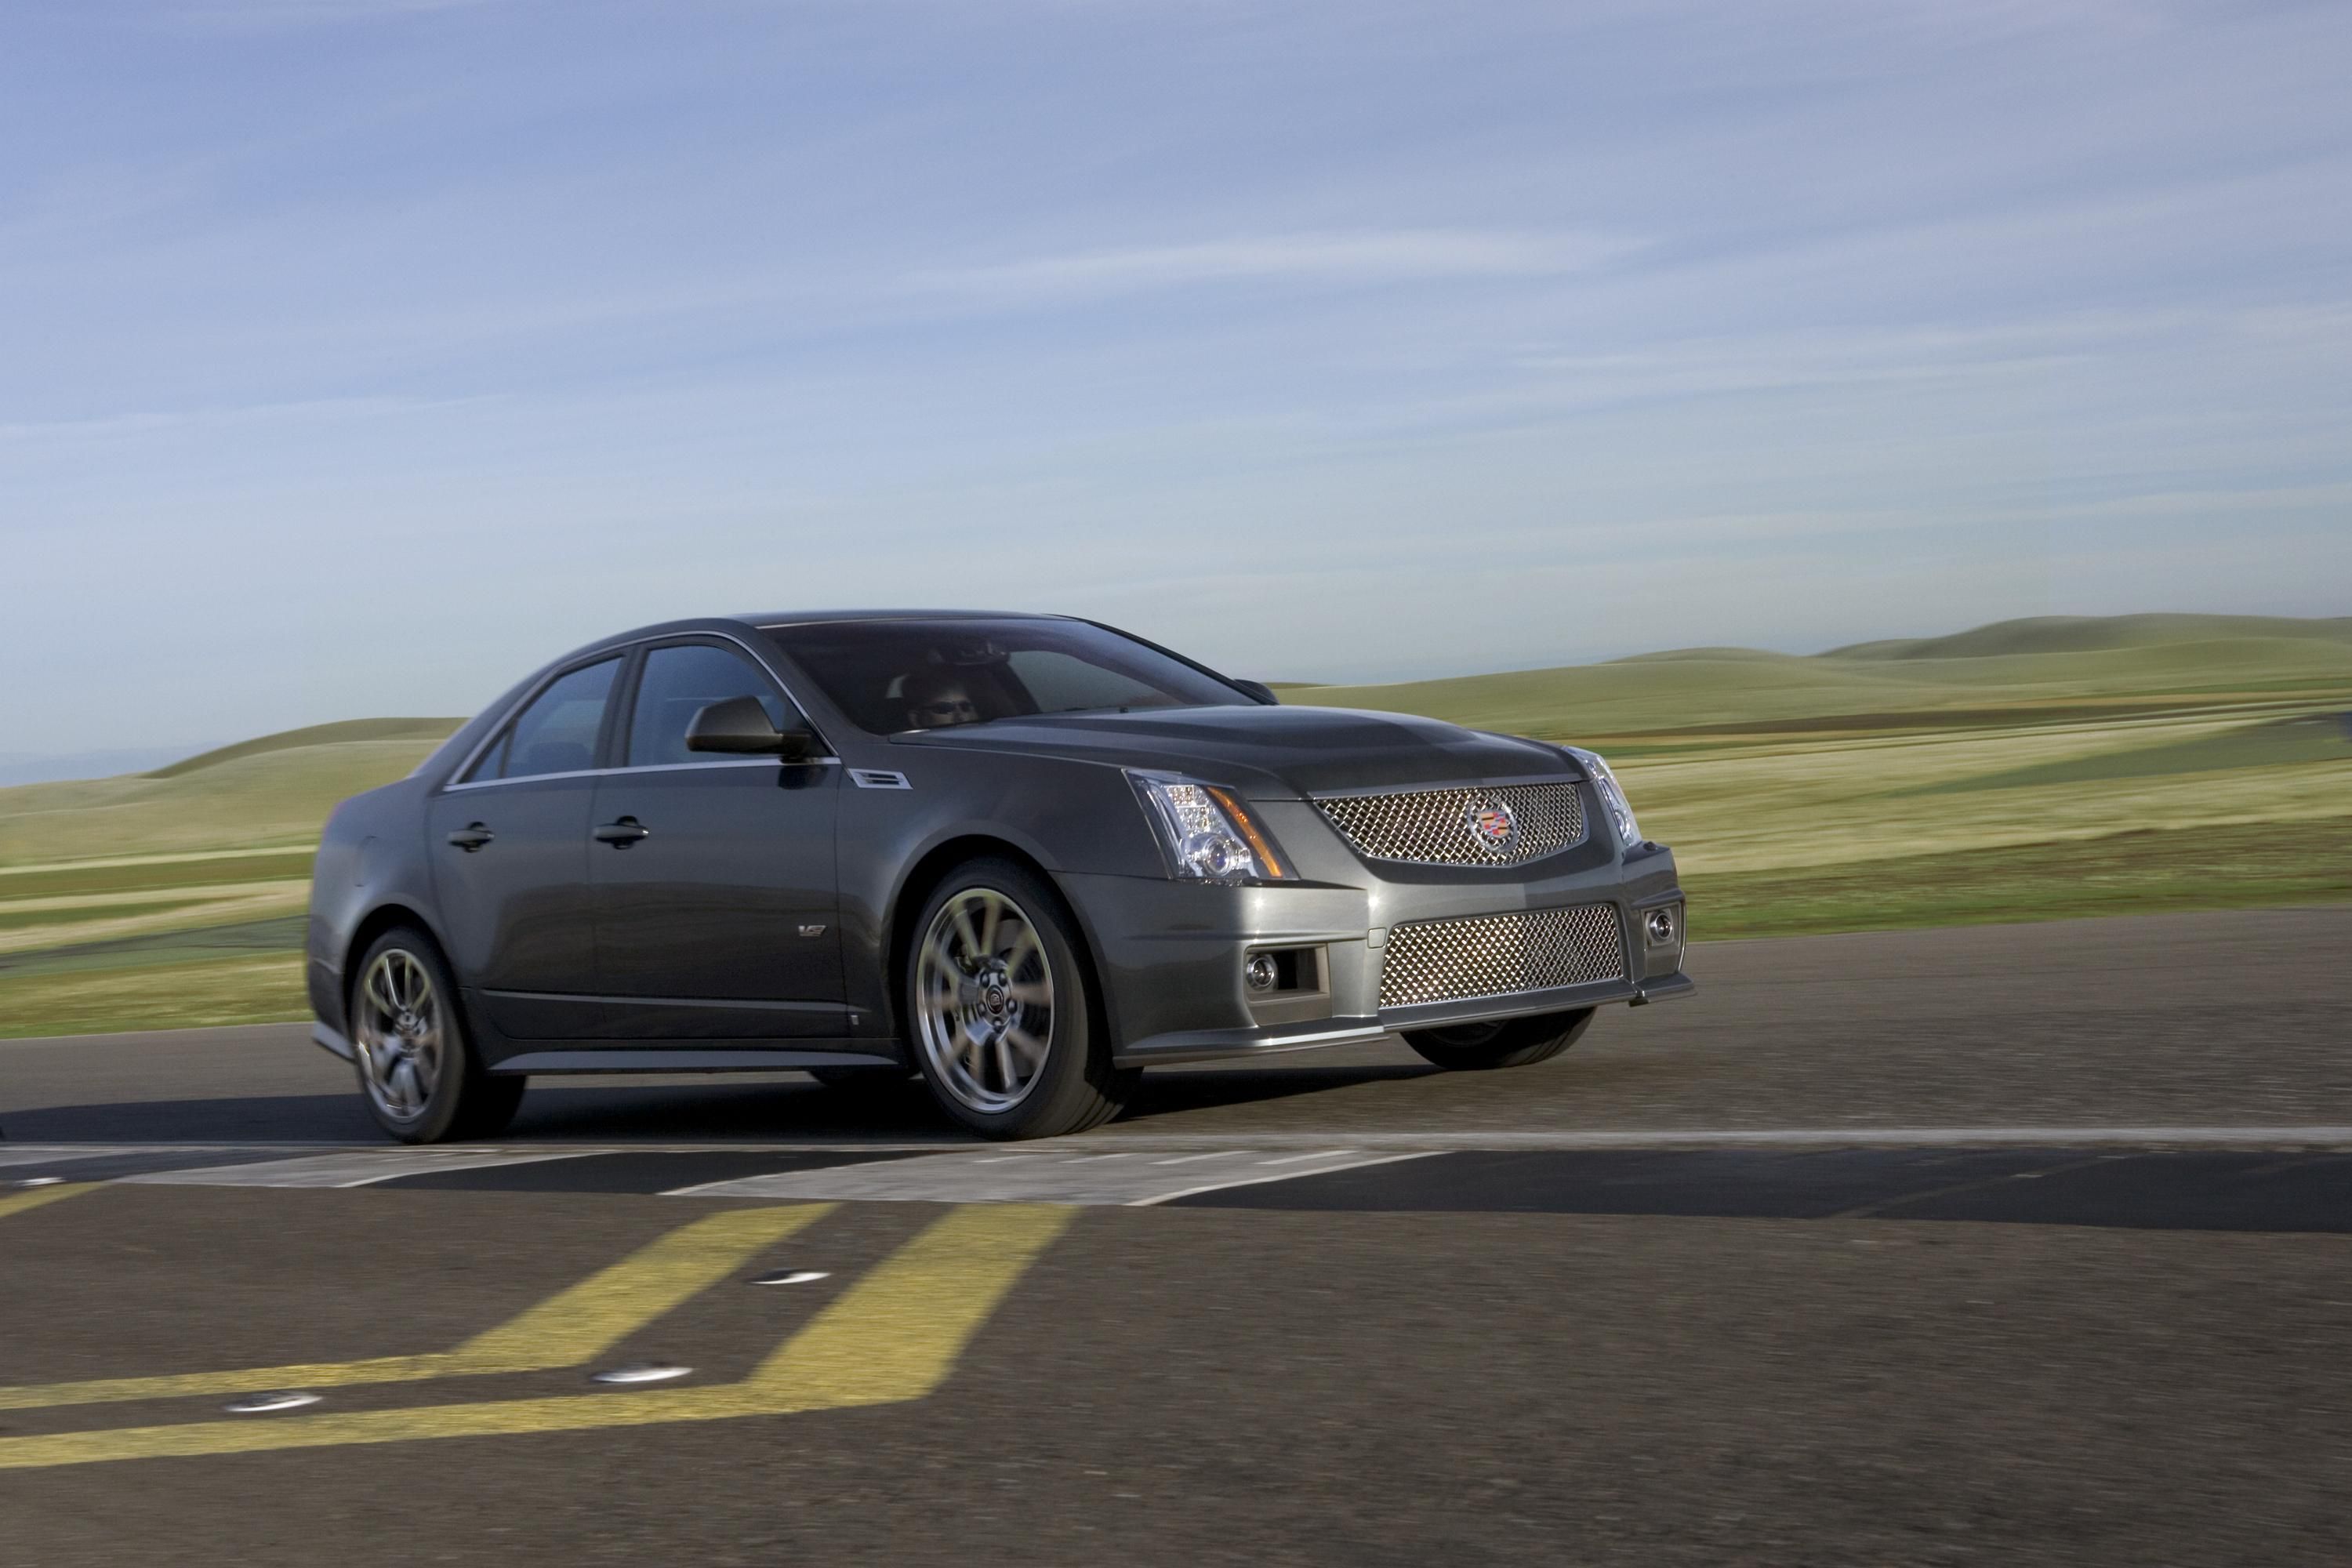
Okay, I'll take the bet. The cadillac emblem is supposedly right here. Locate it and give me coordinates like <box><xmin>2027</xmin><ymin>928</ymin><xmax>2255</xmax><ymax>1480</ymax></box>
<box><xmin>1466</xmin><ymin>798</ymin><xmax>1518</xmax><ymax>852</ymax></box>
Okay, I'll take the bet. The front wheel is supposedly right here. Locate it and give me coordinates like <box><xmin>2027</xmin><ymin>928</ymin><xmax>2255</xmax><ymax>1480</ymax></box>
<box><xmin>349</xmin><ymin>928</ymin><xmax>525</xmax><ymax>1143</ymax></box>
<box><xmin>906</xmin><ymin>858</ymin><xmax>1135</xmax><ymax>1139</ymax></box>
<box><xmin>1403</xmin><ymin>1007</ymin><xmax>1595</xmax><ymax>1071</ymax></box>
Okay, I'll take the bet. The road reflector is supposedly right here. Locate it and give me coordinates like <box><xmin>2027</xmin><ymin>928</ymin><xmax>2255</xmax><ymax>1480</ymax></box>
<box><xmin>224</xmin><ymin>1392</ymin><xmax>323</xmax><ymax>1414</ymax></box>
<box><xmin>748</xmin><ymin>1269</ymin><xmax>829</xmax><ymax>1287</ymax></box>
<box><xmin>0</xmin><ymin>1181</ymin><xmax>91</xmax><ymax>1222</ymax></box>
<box><xmin>589</xmin><ymin>1363</ymin><xmax>691</xmax><ymax>1386</ymax></box>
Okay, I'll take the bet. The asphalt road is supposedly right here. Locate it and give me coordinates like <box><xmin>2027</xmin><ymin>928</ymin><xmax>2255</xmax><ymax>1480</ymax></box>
<box><xmin>2</xmin><ymin>906</ymin><xmax>2349</xmax><ymax>1566</ymax></box>
<box><xmin>8</xmin><ymin>905</ymin><xmax>2349</xmax><ymax>1144</ymax></box>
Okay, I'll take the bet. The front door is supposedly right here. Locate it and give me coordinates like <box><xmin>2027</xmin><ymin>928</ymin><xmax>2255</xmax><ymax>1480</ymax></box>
<box><xmin>425</xmin><ymin>655</ymin><xmax>620</xmax><ymax>1040</ymax></box>
<box><xmin>590</xmin><ymin>639</ymin><xmax>845</xmax><ymax>1040</ymax></box>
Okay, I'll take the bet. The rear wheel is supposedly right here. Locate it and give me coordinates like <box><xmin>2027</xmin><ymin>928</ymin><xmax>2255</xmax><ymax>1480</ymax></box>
<box><xmin>906</xmin><ymin>858</ymin><xmax>1134</xmax><ymax>1139</ymax></box>
<box><xmin>349</xmin><ymin>927</ymin><xmax>524</xmax><ymax>1143</ymax></box>
<box><xmin>1403</xmin><ymin>1007</ymin><xmax>1595</xmax><ymax>1071</ymax></box>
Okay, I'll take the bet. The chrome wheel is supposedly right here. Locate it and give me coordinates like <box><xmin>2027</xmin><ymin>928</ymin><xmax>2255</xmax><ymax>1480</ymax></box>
<box><xmin>354</xmin><ymin>948</ymin><xmax>444</xmax><ymax>1125</ymax></box>
<box><xmin>914</xmin><ymin>887</ymin><xmax>1054</xmax><ymax>1115</ymax></box>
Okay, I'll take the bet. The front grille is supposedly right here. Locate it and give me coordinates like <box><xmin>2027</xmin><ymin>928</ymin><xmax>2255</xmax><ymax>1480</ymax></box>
<box><xmin>1315</xmin><ymin>782</ymin><xmax>1586</xmax><ymax>868</ymax></box>
<box><xmin>1379</xmin><ymin>904</ymin><xmax>1625</xmax><ymax>1009</ymax></box>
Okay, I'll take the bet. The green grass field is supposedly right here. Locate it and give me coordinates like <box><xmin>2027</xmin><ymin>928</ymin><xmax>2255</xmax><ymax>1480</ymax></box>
<box><xmin>2</xmin><ymin>613</ymin><xmax>2347</xmax><ymax>1037</ymax></box>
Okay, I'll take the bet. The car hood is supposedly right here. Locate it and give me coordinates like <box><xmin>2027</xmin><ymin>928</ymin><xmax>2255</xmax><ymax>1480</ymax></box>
<box><xmin>891</xmin><ymin>704</ymin><xmax>1576</xmax><ymax>798</ymax></box>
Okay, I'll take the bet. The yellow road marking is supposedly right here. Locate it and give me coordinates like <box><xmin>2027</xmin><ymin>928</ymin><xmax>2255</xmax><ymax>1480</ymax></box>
<box><xmin>0</xmin><ymin>1204</ymin><xmax>833</xmax><ymax>1412</ymax></box>
<box><xmin>0</xmin><ymin>1203</ymin><xmax>1073</xmax><ymax>1470</ymax></box>
<box><xmin>746</xmin><ymin>1200</ymin><xmax>1069</xmax><ymax>1404</ymax></box>
<box><xmin>0</xmin><ymin>1183</ymin><xmax>93</xmax><ymax>1223</ymax></box>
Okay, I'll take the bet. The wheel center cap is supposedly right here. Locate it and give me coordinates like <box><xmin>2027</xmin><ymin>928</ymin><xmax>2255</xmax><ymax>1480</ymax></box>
<box><xmin>972</xmin><ymin>961</ymin><xmax>1012</xmax><ymax>1019</ymax></box>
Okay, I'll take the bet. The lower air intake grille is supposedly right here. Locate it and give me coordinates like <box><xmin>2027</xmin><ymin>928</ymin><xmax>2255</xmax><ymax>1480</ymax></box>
<box><xmin>1379</xmin><ymin>904</ymin><xmax>1626</xmax><ymax>1010</ymax></box>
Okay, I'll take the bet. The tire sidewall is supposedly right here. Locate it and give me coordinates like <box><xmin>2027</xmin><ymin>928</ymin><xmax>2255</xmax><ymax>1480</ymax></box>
<box><xmin>904</xmin><ymin>858</ymin><xmax>1115</xmax><ymax>1138</ymax></box>
<box><xmin>350</xmin><ymin>927</ymin><xmax>478</xmax><ymax>1144</ymax></box>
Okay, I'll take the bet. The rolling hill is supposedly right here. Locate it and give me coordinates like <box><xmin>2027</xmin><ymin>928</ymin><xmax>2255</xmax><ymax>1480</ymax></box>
<box><xmin>1287</xmin><ymin>615</ymin><xmax>2352</xmax><ymax>737</ymax></box>
<box><xmin>1823</xmin><ymin>613</ymin><xmax>2352</xmax><ymax>662</ymax></box>
<box><xmin>1</xmin><ymin>612</ymin><xmax>2346</xmax><ymax>1036</ymax></box>
<box><xmin>144</xmin><ymin>718</ymin><xmax>463</xmax><ymax>780</ymax></box>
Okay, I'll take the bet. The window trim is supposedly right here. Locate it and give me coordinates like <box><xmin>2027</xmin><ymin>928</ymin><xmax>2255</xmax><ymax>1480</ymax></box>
<box><xmin>440</xmin><ymin>630</ymin><xmax>836</xmax><ymax>794</ymax></box>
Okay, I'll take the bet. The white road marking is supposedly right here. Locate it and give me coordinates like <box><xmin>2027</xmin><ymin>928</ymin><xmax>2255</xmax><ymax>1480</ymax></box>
<box><xmin>675</xmin><ymin>1147</ymin><xmax>1411</xmax><ymax>1206</ymax></box>
<box><xmin>121</xmin><ymin>1149</ymin><xmax>591</xmax><ymax>1189</ymax></box>
<box><xmin>1129</xmin><ymin>1152</ymin><xmax>1439</xmax><ymax>1207</ymax></box>
<box><xmin>1141</xmin><ymin>1127</ymin><xmax>2352</xmax><ymax>1151</ymax></box>
<box><xmin>20</xmin><ymin>1126</ymin><xmax>2352</xmax><ymax>1163</ymax></box>
<box><xmin>16</xmin><ymin>1123</ymin><xmax>2352</xmax><ymax>1198</ymax></box>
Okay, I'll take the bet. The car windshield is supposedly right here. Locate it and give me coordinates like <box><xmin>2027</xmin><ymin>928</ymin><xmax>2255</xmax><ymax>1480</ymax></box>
<box><xmin>763</xmin><ymin>618</ymin><xmax>1252</xmax><ymax>735</ymax></box>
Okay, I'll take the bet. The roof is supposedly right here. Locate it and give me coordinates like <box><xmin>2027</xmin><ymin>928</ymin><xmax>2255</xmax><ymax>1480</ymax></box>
<box><xmin>734</xmin><ymin>608</ymin><xmax>1065</xmax><ymax>627</ymax></box>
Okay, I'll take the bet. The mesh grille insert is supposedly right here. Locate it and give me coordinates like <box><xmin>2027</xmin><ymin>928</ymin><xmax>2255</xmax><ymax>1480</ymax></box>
<box><xmin>1314</xmin><ymin>782</ymin><xmax>1586</xmax><ymax>868</ymax></box>
<box><xmin>1379</xmin><ymin>903</ymin><xmax>1626</xmax><ymax>1010</ymax></box>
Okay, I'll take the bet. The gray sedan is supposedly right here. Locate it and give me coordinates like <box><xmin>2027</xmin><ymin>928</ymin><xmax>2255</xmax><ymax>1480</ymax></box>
<box><xmin>307</xmin><ymin>612</ymin><xmax>1693</xmax><ymax>1141</ymax></box>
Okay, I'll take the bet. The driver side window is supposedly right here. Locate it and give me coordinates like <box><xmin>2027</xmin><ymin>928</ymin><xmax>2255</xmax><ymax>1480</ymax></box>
<box><xmin>626</xmin><ymin>643</ymin><xmax>795</xmax><ymax>768</ymax></box>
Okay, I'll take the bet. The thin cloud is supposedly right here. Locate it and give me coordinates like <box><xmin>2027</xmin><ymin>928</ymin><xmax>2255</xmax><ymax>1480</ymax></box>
<box><xmin>916</xmin><ymin>229</ymin><xmax>1639</xmax><ymax>301</ymax></box>
<box><xmin>0</xmin><ymin>394</ymin><xmax>501</xmax><ymax>446</ymax></box>
<box><xmin>161</xmin><ymin>0</ymin><xmax>503</xmax><ymax>29</ymax></box>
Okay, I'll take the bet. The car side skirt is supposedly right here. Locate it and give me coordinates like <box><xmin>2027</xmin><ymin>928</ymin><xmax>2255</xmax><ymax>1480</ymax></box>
<box><xmin>307</xmin><ymin>1022</ymin><xmax>902</xmax><ymax>1076</ymax></box>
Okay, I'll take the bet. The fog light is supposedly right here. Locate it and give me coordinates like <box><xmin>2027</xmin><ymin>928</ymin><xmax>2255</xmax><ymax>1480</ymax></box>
<box><xmin>1244</xmin><ymin>953</ymin><xmax>1279</xmax><ymax>993</ymax></box>
<box><xmin>1644</xmin><ymin>908</ymin><xmax>1677</xmax><ymax>946</ymax></box>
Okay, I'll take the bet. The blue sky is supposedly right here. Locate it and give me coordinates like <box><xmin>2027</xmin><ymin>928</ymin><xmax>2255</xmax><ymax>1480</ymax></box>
<box><xmin>4</xmin><ymin>0</ymin><xmax>2349</xmax><ymax>758</ymax></box>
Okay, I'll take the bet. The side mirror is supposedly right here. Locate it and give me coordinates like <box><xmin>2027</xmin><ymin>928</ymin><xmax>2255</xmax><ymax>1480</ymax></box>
<box><xmin>684</xmin><ymin>695</ymin><xmax>815</xmax><ymax>760</ymax></box>
<box><xmin>1231</xmin><ymin>679</ymin><xmax>1279</xmax><ymax>706</ymax></box>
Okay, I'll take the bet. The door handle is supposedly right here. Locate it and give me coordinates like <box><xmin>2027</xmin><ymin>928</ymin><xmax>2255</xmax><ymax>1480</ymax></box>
<box><xmin>445</xmin><ymin>823</ymin><xmax>494</xmax><ymax>851</ymax></box>
<box><xmin>593</xmin><ymin>817</ymin><xmax>651</xmax><ymax>847</ymax></box>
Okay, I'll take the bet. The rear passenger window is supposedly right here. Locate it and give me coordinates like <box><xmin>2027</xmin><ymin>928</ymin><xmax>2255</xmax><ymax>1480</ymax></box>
<box><xmin>626</xmin><ymin>644</ymin><xmax>793</xmax><ymax>768</ymax></box>
<box><xmin>470</xmin><ymin>659</ymin><xmax>620</xmax><ymax>782</ymax></box>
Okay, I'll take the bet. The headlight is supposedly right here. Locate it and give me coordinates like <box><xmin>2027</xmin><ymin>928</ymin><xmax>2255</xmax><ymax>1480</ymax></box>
<box><xmin>1563</xmin><ymin>746</ymin><xmax>1642</xmax><ymax>848</ymax></box>
<box><xmin>1127</xmin><ymin>771</ymin><xmax>1294</xmax><ymax>885</ymax></box>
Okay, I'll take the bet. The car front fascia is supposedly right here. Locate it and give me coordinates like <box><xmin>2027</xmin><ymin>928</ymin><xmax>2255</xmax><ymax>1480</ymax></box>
<box><xmin>1053</xmin><ymin>818</ymin><xmax>1693</xmax><ymax>1067</ymax></box>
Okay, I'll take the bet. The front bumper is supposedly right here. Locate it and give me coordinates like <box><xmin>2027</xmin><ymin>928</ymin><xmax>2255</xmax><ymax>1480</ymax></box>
<box><xmin>1065</xmin><ymin>837</ymin><xmax>1696</xmax><ymax>1069</ymax></box>
<box><xmin>1112</xmin><ymin>970</ymin><xmax>1697</xmax><ymax>1066</ymax></box>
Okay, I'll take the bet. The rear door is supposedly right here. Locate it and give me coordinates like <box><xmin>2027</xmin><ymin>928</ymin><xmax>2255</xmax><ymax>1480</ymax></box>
<box><xmin>425</xmin><ymin>656</ymin><xmax>619</xmax><ymax>1040</ymax></box>
<box><xmin>590</xmin><ymin>638</ymin><xmax>846</xmax><ymax>1040</ymax></box>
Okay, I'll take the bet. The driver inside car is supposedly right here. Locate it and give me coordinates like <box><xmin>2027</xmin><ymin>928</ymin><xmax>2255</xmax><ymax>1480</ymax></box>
<box><xmin>903</xmin><ymin>670</ymin><xmax>982</xmax><ymax>730</ymax></box>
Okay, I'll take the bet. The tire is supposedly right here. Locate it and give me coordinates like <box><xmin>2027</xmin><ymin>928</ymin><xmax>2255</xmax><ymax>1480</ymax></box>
<box><xmin>903</xmin><ymin>857</ymin><xmax>1136</xmax><ymax>1139</ymax></box>
<box><xmin>347</xmin><ymin>927</ymin><xmax>526</xmax><ymax>1144</ymax></box>
<box><xmin>1403</xmin><ymin>1007</ymin><xmax>1596</xmax><ymax>1071</ymax></box>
